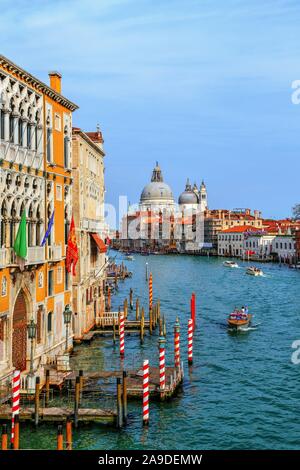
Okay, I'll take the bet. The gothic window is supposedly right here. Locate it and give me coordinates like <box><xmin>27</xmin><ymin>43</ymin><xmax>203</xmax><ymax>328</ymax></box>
<box><xmin>0</xmin><ymin>200</ymin><xmax>7</xmax><ymax>247</ymax></box>
<box><xmin>1</xmin><ymin>276</ymin><xmax>7</xmax><ymax>296</ymax></box>
<box><xmin>28</xmin><ymin>203</ymin><xmax>34</xmax><ymax>247</ymax></box>
<box><xmin>27</xmin><ymin>124</ymin><xmax>32</xmax><ymax>149</ymax></box>
<box><xmin>0</xmin><ymin>109</ymin><xmax>4</xmax><ymax>140</ymax></box>
<box><xmin>9</xmin><ymin>101</ymin><xmax>15</xmax><ymax>143</ymax></box>
<box><xmin>9</xmin><ymin>201</ymin><xmax>17</xmax><ymax>248</ymax></box>
<box><xmin>18</xmin><ymin>118</ymin><xmax>23</xmax><ymax>146</ymax></box>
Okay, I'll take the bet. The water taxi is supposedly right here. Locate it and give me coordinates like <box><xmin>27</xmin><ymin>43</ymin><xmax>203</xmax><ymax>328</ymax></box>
<box><xmin>124</xmin><ymin>252</ymin><xmax>134</xmax><ymax>261</ymax></box>
<box><xmin>223</xmin><ymin>260</ymin><xmax>239</xmax><ymax>268</ymax></box>
<box><xmin>246</xmin><ymin>266</ymin><xmax>263</xmax><ymax>276</ymax></box>
<box><xmin>228</xmin><ymin>308</ymin><xmax>252</xmax><ymax>331</ymax></box>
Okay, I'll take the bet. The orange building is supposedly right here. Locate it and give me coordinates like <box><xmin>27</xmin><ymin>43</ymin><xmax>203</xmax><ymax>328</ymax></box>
<box><xmin>0</xmin><ymin>55</ymin><xmax>78</xmax><ymax>387</ymax></box>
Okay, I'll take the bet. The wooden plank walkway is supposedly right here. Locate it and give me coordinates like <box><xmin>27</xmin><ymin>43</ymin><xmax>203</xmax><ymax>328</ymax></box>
<box><xmin>0</xmin><ymin>406</ymin><xmax>116</xmax><ymax>424</ymax></box>
<box><xmin>66</xmin><ymin>366</ymin><xmax>183</xmax><ymax>399</ymax></box>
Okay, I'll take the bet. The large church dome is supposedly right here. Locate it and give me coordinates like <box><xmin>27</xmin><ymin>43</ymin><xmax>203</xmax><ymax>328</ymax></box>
<box><xmin>140</xmin><ymin>163</ymin><xmax>174</xmax><ymax>207</ymax></box>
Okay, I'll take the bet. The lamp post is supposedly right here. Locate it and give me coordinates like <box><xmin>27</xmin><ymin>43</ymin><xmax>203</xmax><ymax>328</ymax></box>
<box><xmin>27</xmin><ymin>318</ymin><xmax>37</xmax><ymax>377</ymax></box>
<box><xmin>63</xmin><ymin>304</ymin><xmax>72</xmax><ymax>352</ymax></box>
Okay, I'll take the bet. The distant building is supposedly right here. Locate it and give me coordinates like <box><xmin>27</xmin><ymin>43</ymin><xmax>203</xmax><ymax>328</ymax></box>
<box><xmin>120</xmin><ymin>163</ymin><xmax>208</xmax><ymax>253</ymax></box>
<box><xmin>218</xmin><ymin>226</ymin><xmax>262</xmax><ymax>257</ymax></box>
<box><xmin>205</xmin><ymin>209</ymin><xmax>263</xmax><ymax>253</ymax></box>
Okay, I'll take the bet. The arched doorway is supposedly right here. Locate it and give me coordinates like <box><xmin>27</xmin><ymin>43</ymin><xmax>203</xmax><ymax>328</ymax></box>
<box><xmin>12</xmin><ymin>290</ymin><xmax>27</xmax><ymax>371</ymax></box>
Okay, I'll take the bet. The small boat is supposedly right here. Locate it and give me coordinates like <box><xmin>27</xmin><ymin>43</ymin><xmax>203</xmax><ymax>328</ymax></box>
<box><xmin>223</xmin><ymin>260</ymin><xmax>239</xmax><ymax>268</ymax></box>
<box><xmin>246</xmin><ymin>266</ymin><xmax>263</xmax><ymax>276</ymax></box>
<box><xmin>124</xmin><ymin>252</ymin><xmax>134</xmax><ymax>261</ymax></box>
<box><xmin>228</xmin><ymin>308</ymin><xmax>252</xmax><ymax>331</ymax></box>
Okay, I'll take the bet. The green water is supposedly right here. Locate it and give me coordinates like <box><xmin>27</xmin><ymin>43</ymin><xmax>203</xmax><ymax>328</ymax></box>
<box><xmin>20</xmin><ymin>253</ymin><xmax>300</xmax><ymax>449</ymax></box>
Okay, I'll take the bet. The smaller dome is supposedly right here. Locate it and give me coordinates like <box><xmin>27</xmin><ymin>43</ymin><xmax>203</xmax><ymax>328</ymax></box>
<box><xmin>178</xmin><ymin>191</ymin><xmax>198</xmax><ymax>205</ymax></box>
<box><xmin>178</xmin><ymin>178</ymin><xmax>199</xmax><ymax>205</ymax></box>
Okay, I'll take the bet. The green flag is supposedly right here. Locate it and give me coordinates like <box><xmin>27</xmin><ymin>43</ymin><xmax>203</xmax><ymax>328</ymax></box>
<box><xmin>14</xmin><ymin>210</ymin><xmax>27</xmax><ymax>259</ymax></box>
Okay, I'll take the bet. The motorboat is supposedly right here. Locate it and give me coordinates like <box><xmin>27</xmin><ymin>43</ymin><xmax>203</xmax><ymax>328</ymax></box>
<box><xmin>124</xmin><ymin>252</ymin><xmax>134</xmax><ymax>261</ymax></box>
<box><xmin>223</xmin><ymin>260</ymin><xmax>239</xmax><ymax>268</ymax></box>
<box><xmin>246</xmin><ymin>266</ymin><xmax>263</xmax><ymax>276</ymax></box>
<box><xmin>228</xmin><ymin>308</ymin><xmax>252</xmax><ymax>331</ymax></box>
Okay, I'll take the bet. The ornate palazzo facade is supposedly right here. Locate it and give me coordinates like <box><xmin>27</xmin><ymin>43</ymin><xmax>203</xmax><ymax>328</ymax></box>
<box><xmin>0</xmin><ymin>55</ymin><xmax>78</xmax><ymax>385</ymax></box>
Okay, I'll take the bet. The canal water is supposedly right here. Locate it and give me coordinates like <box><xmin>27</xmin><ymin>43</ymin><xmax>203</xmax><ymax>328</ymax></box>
<box><xmin>21</xmin><ymin>252</ymin><xmax>300</xmax><ymax>449</ymax></box>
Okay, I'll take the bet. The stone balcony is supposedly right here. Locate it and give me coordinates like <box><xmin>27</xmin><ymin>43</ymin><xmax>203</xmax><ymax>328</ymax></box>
<box><xmin>48</xmin><ymin>244</ymin><xmax>62</xmax><ymax>261</ymax></box>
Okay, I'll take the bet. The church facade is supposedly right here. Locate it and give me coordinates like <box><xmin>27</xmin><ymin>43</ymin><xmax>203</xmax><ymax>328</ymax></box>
<box><xmin>121</xmin><ymin>163</ymin><xmax>207</xmax><ymax>253</ymax></box>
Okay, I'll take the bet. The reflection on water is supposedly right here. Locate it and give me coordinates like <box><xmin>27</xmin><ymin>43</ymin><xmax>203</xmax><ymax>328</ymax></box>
<box><xmin>20</xmin><ymin>252</ymin><xmax>300</xmax><ymax>449</ymax></box>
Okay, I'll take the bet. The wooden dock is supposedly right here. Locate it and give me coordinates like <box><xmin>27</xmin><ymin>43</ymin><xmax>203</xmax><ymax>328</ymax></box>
<box><xmin>66</xmin><ymin>366</ymin><xmax>183</xmax><ymax>400</ymax></box>
<box><xmin>0</xmin><ymin>405</ymin><xmax>116</xmax><ymax>424</ymax></box>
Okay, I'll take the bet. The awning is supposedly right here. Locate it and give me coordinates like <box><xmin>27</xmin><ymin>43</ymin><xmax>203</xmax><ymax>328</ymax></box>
<box><xmin>90</xmin><ymin>233</ymin><xmax>107</xmax><ymax>253</ymax></box>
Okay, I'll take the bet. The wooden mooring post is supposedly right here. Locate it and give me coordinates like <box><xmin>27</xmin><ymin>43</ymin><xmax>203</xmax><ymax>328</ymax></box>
<box><xmin>136</xmin><ymin>298</ymin><xmax>140</xmax><ymax>321</ymax></box>
<box><xmin>113</xmin><ymin>317</ymin><xmax>116</xmax><ymax>344</ymax></box>
<box><xmin>13</xmin><ymin>415</ymin><xmax>19</xmax><ymax>450</ymax></box>
<box><xmin>122</xmin><ymin>371</ymin><xmax>128</xmax><ymax>423</ymax></box>
<box><xmin>79</xmin><ymin>370</ymin><xmax>84</xmax><ymax>400</ymax></box>
<box><xmin>45</xmin><ymin>369</ymin><xmax>50</xmax><ymax>407</ymax></box>
<box><xmin>124</xmin><ymin>298</ymin><xmax>128</xmax><ymax>319</ymax></box>
<box><xmin>117</xmin><ymin>377</ymin><xmax>123</xmax><ymax>428</ymax></box>
<box><xmin>74</xmin><ymin>376</ymin><xmax>80</xmax><ymax>429</ymax></box>
<box><xmin>66</xmin><ymin>416</ymin><xmax>72</xmax><ymax>450</ymax></box>
<box><xmin>1</xmin><ymin>424</ymin><xmax>8</xmax><ymax>450</ymax></box>
<box><xmin>34</xmin><ymin>376</ymin><xmax>40</xmax><ymax>427</ymax></box>
<box><xmin>57</xmin><ymin>424</ymin><xmax>63</xmax><ymax>450</ymax></box>
<box><xmin>140</xmin><ymin>308</ymin><xmax>145</xmax><ymax>344</ymax></box>
<box><xmin>129</xmin><ymin>288</ymin><xmax>133</xmax><ymax>310</ymax></box>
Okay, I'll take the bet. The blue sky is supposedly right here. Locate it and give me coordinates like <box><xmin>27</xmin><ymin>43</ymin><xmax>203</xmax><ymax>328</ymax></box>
<box><xmin>1</xmin><ymin>0</ymin><xmax>300</xmax><ymax>219</ymax></box>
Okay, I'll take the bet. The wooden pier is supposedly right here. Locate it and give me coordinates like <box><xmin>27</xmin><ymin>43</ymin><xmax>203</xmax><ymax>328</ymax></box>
<box><xmin>0</xmin><ymin>406</ymin><xmax>116</xmax><ymax>424</ymax></box>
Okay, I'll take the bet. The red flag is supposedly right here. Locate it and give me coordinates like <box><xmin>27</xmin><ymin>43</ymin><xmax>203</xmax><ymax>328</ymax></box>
<box><xmin>66</xmin><ymin>215</ymin><xmax>78</xmax><ymax>275</ymax></box>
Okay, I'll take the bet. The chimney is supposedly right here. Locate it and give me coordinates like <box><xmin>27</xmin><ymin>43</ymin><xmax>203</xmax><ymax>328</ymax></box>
<box><xmin>48</xmin><ymin>71</ymin><xmax>62</xmax><ymax>94</ymax></box>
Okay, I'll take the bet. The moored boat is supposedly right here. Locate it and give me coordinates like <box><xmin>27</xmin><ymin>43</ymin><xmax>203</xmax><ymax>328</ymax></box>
<box><xmin>246</xmin><ymin>266</ymin><xmax>263</xmax><ymax>276</ymax></box>
<box><xmin>223</xmin><ymin>260</ymin><xmax>239</xmax><ymax>268</ymax></box>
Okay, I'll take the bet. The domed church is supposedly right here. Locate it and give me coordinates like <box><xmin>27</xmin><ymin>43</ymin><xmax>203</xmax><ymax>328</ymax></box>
<box><xmin>140</xmin><ymin>162</ymin><xmax>175</xmax><ymax>211</ymax></box>
<box><xmin>178</xmin><ymin>179</ymin><xmax>208</xmax><ymax>212</ymax></box>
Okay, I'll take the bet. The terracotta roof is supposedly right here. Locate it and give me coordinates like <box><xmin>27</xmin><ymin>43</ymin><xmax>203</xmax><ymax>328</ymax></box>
<box><xmin>220</xmin><ymin>226</ymin><xmax>261</xmax><ymax>234</ymax></box>
<box><xmin>86</xmin><ymin>131</ymin><xmax>104</xmax><ymax>144</ymax></box>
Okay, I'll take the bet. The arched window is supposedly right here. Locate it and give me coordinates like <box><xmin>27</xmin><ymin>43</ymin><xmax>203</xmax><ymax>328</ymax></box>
<box><xmin>47</xmin><ymin>312</ymin><xmax>53</xmax><ymax>333</ymax></box>
<box><xmin>47</xmin><ymin>204</ymin><xmax>52</xmax><ymax>245</ymax></box>
<box><xmin>9</xmin><ymin>100</ymin><xmax>15</xmax><ymax>143</ymax></box>
<box><xmin>64</xmin><ymin>206</ymin><xmax>70</xmax><ymax>245</ymax></box>
<box><xmin>9</xmin><ymin>201</ymin><xmax>17</xmax><ymax>248</ymax></box>
<box><xmin>36</xmin><ymin>205</ymin><xmax>42</xmax><ymax>246</ymax></box>
<box><xmin>0</xmin><ymin>106</ymin><xmax>5</xmax><ymax>140</ymax></box>
<box><xmin>63</xmin><ymin>126</ymin><xmax>70</xmax><ymax>169</ymax></box>
<box><xmin>0</xmin><ymin>200</ymin><xmax>7</xmax><ymax>247</ymax></box>
<box><xmin>18</xmin><ymin>118</ymin><xmax>23</xmax><ymax>146</ymax></box>
<box><xmin>28</xmin><ymin>203</ymin><xmax>34</xmax><ymax>247</ymax></box>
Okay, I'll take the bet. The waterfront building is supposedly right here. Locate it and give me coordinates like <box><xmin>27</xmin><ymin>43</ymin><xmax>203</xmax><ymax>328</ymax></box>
<box><xmin>205</xmin><ymin>208</ymin><xmax>263</xmax><ymax>254</ymax></box>
<box><xmin>243</xmin><ymin>233</ymin><xmax>276</xmax><ymax>260</ymax></box>
<box><xmin>71</xmin><ymin>127</ymin><xmax>107</xmax><ymax>340</ymax></box>
<box><xmin>272</xmin><ymin>231</ymin><xmax>296</xmax><ymax>263</ymax></box>
<box><xmin>217</xmin><ymin>226</ymin><xmax>262</xmax><ymax>257</ymax></box>
<box><xmin>0</xmin><ymin>55</ymin><xmax>78</xmax><ymax>386</ymax></box>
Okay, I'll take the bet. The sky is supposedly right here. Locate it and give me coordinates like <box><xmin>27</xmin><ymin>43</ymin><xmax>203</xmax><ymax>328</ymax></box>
<box><xmin>1</xmin><ymin>0</ymin><xmax>300</xmax><ymax>221</ymax></box>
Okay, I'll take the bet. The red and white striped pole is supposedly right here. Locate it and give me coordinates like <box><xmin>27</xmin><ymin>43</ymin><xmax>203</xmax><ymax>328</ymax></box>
<box><xmin>149</xmin><ymin>273</ymin><xmax>153</xmax><ymax>313</ymax></box>
<box><xmin>158</xmin><ymin>335</ymin><xmax>166</xmax><ymax>391</ymax></box>
<box><xmin>142</xmin><ymin>359</ymin><xmax>149</xmax><ymax>426</ymax></box>
<box><xmin>188</xmin><ymin>318</ymin><xmax>193</xmax><ymax>365</ymax></box>
<box><xmin>11</xmin><ymin>370</ymin><xmax>20</xmax><ymax>445</ymax></box>
<box><xmin>174</xmin><ymin>318</ymin><xmax>180</xmax><ymax>369</ymax></box>
<box><xmin>191</xmin><ymin>293</ymin><xmax>196</xmax><ymax>330</ymax></box>
<box><xmin>119</xmin><ymin>313</ymin><xmax>125</xmax><ymax>357</ymax></box>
